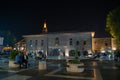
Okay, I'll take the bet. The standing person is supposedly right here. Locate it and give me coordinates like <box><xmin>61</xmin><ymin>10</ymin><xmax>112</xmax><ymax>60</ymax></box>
<box><xmin>15</xmin><ymin>52</ymin><xmax>23</xmax><ymax>69</ymax></box>
<box><xmin>23</xmin><ymin>52</ymin><xmax>28</xmax><ymax>68</ymax></box>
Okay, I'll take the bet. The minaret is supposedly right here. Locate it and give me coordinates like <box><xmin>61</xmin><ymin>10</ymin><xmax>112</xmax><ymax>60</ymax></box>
<box><xmin>42</xmin><ymin>21</ymin><xmax>48</xmax><ymax>33</ymax></box>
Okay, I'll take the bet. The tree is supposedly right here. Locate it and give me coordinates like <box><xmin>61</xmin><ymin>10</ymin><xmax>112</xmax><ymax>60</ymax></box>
<box><xmin>106</xmin><ymin>6</ymin><xmax>120</xmax><ymax>43</ymax></box>
<box><xmin>0</xmin><ymin>30</ymin><xmax>17</xmax><ymax>47</ymax></box>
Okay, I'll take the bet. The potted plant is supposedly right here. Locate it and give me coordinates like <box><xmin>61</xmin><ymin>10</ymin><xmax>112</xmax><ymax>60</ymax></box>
<box><xmin>9</xmin><ymin>50</ymin><xmax>19</xmax><ymax>68</ymax></box>
<box><xmin>36</xmin><ymin>52</ymin><xmax>47</xmax><ymax>70</ymax></box>
<box><xmin>66</xmin><ymin>49</ymin><xmax>84</xmax><ymax>72</ymax></box>
<box><xmin>9</xmin><ymin>50</ymin><xmax>19</xmax><ymax>60</ymax></box>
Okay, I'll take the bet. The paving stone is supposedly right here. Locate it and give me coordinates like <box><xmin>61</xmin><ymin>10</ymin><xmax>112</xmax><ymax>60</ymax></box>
<box><xmin>1</xmin><ymin>56</ymin><xmax>120</xmax><ymax>80</ymax></box>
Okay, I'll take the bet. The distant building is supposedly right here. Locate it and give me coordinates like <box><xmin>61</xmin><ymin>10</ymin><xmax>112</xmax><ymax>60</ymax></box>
<box><xmin>93</xmin><ymin>38</ymin><xmax>118</xmax><ymax>52</ymax></box>
<box><xmin>15</xmin><ymin>39</ymin><xmax>26</xmax><ymax>51</ymax></box>
<box><xmin>0</xmin><ymin>37</ymin><xmax>4</xmax><ymax>46</ymax></box>
<box><xmin>23</xmin><ymin>32</ymin><xmax>95</xmax><ymax>57</ymax></box>
<box><xmin>17</xmin><ymin>21</ymin><xmax>119</xmax><ymax>57</ymax></box>
<box><xmin>0</xmin><ymin>37</ymin><xmax>4</xmax><ymax>51</ymax></box>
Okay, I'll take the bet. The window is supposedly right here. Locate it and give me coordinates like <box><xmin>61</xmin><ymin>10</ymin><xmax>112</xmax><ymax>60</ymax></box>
<box><xmin>35</xmin><ymin>40</ymin><xmax>38</xmax><ymax>46</ymax></box>
<box><xmin>69</xmin><ymin>38</ymin><xmax>73</xmax><ymax>45</ymax></box>
<box><xmin>41</xmin><ymin>40</ymin><xmax>44</xmax><ymax>46</ymax></box>
<box><xmin>55</xmin><ymin>37</ymin><xmax>59</xmax><ymax>45</ymax></box>
<box><xmin>76</xmin><ymin>41</ymin><xmax>79</xmax><ymax>45</ymax></box>
<box><xmin>83</xmin><ymin>40</ymin><xmax>86</xmax><ymax>45</ymax></box>
<box><xmin>29</xmin><ymin>40</ymin><xmax>32</xmax><ymax>46</ymax></box>
<box><xmin>29</xmin><ymin>40</ymin><xmax>33</xmax><ymax>47</ymax></box>
<box><xmin>105</xmin><ymin>42</ymin><xmax>108</xmax><ymax>46</ymax></box>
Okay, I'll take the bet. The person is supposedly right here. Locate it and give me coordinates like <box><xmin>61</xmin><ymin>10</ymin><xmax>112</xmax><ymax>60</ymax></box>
<box><xmin>15</xmin><ymin>54</ymin><xmax>19</xmax><ymax>63</ymax></box>
<box><xmin>15</xmin><ymin>52</ymin><xmax>23</xmax><ymax>69</ymax></box>
<box><xmin>23</xmin><ymin>52</ymin><xmax>28</xmax><ymax>68</ymax></box>
<box><xmin>42</xmin><ymin>53</ymin><xmax>46</xmax><ymax>61</ymax></box>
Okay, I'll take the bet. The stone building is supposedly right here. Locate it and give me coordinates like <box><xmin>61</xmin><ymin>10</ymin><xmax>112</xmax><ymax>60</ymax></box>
<box><xmin>93</xmin><ymin>38</ymin><xmax>112</xmax><ymax>52</ymax></box>
<box><xmin>17</xmin><ymin>21</ymin><xmax>119</xmax><ymax>57</ymax></box>
<box><xmin>0</xmin><ymin>37</ymin><xmax>4</xmax><ymax>51</ymax></box>
<box><xmin>23</xmin><ymin>32</ymin><xmax>95</xmax><ymax>57</ymax></box>
<box><xmin>93</xmin><ymin>38</ymin><xmax>119</xmax><ymax>53</ymax></box>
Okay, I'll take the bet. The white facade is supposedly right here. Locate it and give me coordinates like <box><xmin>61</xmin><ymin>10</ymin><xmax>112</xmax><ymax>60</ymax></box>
<box><xmin>23</xmin><ymin>32</ymin><xmax>95</xmax><ymax>57</ymax></box>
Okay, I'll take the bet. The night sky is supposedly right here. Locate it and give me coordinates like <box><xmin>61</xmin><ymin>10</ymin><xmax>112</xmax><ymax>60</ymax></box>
<box><xmin>0</xmin><ymin>0</ymin><xmax>120</xmax><ymax>40</ymax></box>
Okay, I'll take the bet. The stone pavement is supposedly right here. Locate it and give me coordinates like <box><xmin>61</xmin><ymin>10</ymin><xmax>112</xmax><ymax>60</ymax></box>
<box><xmin>1</xmin><ymin>56</ymin><xmax>120</xmax><ymax>80</ymax></box>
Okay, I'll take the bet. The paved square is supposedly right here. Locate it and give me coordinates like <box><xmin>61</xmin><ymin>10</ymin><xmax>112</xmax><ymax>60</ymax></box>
<box><xmin>45</xmin><ymin>67</ymin><xmax>103</xmax><ymax>80</ymax></box>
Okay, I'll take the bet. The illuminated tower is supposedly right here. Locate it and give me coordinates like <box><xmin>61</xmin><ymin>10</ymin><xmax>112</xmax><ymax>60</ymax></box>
<box><xmin>42</xmin><ymin>21</ymin><xmax>48</xmax><ymax>33</ymax></box>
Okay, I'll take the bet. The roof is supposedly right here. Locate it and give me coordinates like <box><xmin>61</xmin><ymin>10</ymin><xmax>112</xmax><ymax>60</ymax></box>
<box><xmin>22</xmin><ymin>31</ymin><xmax>95</xmax><ymax>38</ymax></box>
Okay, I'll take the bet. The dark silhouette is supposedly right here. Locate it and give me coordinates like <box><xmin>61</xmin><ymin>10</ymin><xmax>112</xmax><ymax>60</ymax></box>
<box><xmin>22</xmin><ymin>52</ymin><xmax>28</xmax><ymax>68</ymax></box>
<box><xmin>15</xmin><ymin>52</ymin><xmax>23</xmax><ymax>69</ymax></box>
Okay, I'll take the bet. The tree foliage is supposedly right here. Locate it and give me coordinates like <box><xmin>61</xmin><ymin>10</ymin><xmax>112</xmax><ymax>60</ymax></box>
<box><xmin>106</xmin><ymin>6</ymin><xmax>120</xmax><ymax>43</ymax></box>
<box><xmin>9</xmin><ymin>50</ymin><xmax>19</xmax><ymax>60</ymax></box>
<box><xmin>0</xmin><ymin>30</ymin><xmax>17</xmax><ymax>46</ymax></box>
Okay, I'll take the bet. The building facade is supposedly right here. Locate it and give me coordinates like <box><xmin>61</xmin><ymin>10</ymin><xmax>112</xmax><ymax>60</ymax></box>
<box><xmin>0</xmin><ymin>37</ymin><xmax>4</xmax><ymax>51</ymax></box>
<box><xmin>93</xmin><ymin>38</ymin><xmax>119</xmax><ymax>53</ymax></box>
<box><xmin>23</xmin><ymin>32</ymin><xmax>95</xmax><ymax>57</ymax></box>
<box><xmin>17</xmin><ymin>22</ymin><xmax>119</xmax><ymax>57</ymax></box>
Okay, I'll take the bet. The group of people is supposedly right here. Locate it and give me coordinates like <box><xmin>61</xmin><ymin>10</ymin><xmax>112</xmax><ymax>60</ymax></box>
<box><xmin>15</xmin><ymin>51</ymin><xmax>28</xmax><ymax>69</ymax></box>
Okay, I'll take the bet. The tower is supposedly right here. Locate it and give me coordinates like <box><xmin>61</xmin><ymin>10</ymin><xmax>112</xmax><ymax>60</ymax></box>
<box><xmin>42</xmin><ymin>21</ymin><xmax>48</xmax><ymax>33</ymax></box>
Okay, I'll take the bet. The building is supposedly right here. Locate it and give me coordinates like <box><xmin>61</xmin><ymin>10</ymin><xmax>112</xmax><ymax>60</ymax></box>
<box><xmin>0</xmin><ymin>37</ymin><xmax>4</xmax><ymax>51</ymax></box>
<box><xmin>18</xmin><ymin>21</ymin><xmax>119</xmax><ymax>57</ymax></box>
<box><xmin>93</xmin><ymin>37</ymin><xmax>118</xmax><ymax>53</ymax></box>
<box><xmin>23</xmin><ymin>32</ymin><xmax>95</xmax><ymax>57</ymax></box>
<box><xmin>15</xmin><ymin>39</ymin><xmax>26</xmax><ymax>51</ymax></box>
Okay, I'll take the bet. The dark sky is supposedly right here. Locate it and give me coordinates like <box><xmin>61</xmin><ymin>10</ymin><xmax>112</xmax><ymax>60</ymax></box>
<box><xmin>0</xmin><ymin>0</ymin><xmax>120</xmax><ymax>40</ymax></box>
